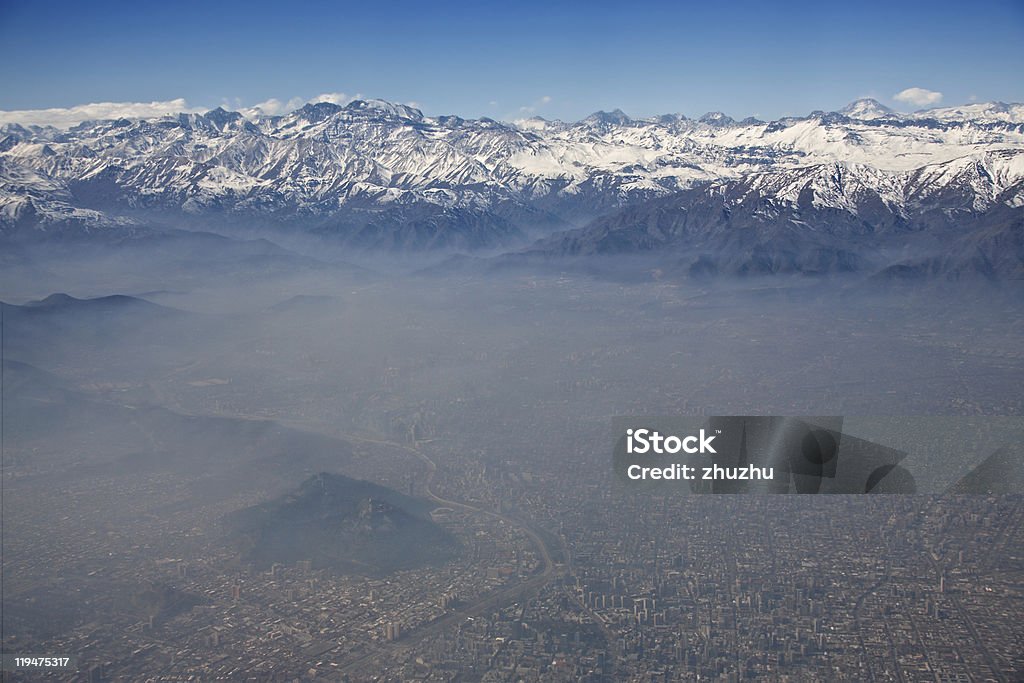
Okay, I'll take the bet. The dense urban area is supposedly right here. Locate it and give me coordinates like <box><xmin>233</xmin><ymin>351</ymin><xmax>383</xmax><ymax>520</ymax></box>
<box><xmin>2</xmin><ymin>271</ymin><xmax>1022</xmax><ymax>682</ymax></box>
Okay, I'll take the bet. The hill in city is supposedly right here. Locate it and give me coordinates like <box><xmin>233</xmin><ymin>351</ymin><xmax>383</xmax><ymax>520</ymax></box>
<box><xmin>226</xmin><ymin>472</ymin><xmax>458</xmax><ymax>575</ymax></box>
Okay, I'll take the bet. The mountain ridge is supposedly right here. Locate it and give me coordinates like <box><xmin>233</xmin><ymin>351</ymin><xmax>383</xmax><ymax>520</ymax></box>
<box><xmin>2</xmin><ymin>98</ymin><xmax>1022</xmax><ymax>273</ymax></box>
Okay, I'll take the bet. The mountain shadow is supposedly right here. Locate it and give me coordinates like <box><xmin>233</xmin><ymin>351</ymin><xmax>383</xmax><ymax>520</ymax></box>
<box><xmin>225</xmin><ymin>472</ymin><xmax>458</xmax><ymax>575</ymax></box>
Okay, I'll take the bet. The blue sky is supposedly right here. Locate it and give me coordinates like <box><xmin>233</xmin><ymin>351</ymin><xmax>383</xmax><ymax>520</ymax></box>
<box><xmin>1</xmin><ymin>0</ymin><xmax>1022</xmax><ymax>122</ymax></box>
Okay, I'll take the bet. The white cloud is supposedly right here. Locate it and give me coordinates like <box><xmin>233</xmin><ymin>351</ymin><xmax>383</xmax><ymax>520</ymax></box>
<box><xmin>0</xmin><ymin>98</ymin><xmax>206</xmax><ymax>128</ymax></box>
<box><xmin>0</xmin><ymin>91</ymin><xmax>376</xmax><ymax>128</ymax></box>
<box><xmin>893</xmin><ymin>87</ymin><xmax>943</xmax><ymax>108</ymax></box>
<box><xmin>308</xmin><ymin>92</ymin><xmax>355</xmax><ymax>106</ymax></box>
<box><xmin>240</xmin><ymin>93</ymin><xmax>358</xmax><ymax>118</ymax></box>
<box><xmin>239</xmin><ymin>96</ymin><xmax>306</xmax><ymax>118</ymax></box>
<box><xmin>518</xmin><ymin>95</ymin><xmax>554</xmax><ymax>115</ymax></box>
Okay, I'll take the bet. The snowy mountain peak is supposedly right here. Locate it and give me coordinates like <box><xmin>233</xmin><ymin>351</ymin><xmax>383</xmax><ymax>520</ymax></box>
<box><xmin>1</xmin><ymin>96</ymin><xmax>1022</xmax><ymax>251</ymax></box>
<box><xmin>202</xmin><ymin>107</ymin><xmax>246</xmax><ymax>130</ymax></box>
<box><xmin>345</xmin><ymin>99</ymin><xmax>424</xmax><ymax>121</ymax></box>
<box><xmin>514</xmin><ymin>116</ymin><xmax>566</xmax><ymax>133</ymax></box>
<box><xmin>698</xmin><ymin>111</ymin><xmax>736</xmax><ymax>126</ymax></box>
<box><xmin>295</xmin><ymin>101</ymin><xmax>344</xmax><ymax>122</ymax></box>
<box><xmin>585</xmin><ymin>109</ymin><xmax>631</xmax><ymax>126</ymax></box>
<box><xmin>924</xmin><ymin>101</ymin><xmax>1024</xmax><ymax>124</ymax></box>
<box><xmin>839</xmin><ymin>98</ymin><xmax>897</xmax><ymax>120</ymax></box>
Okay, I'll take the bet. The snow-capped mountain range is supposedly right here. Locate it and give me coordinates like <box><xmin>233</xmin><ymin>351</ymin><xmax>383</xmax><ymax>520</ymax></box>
<box><xmin>1</xmin><ymin>97</ymin><xmax>1023</xmax><ymax>259</ymax></box>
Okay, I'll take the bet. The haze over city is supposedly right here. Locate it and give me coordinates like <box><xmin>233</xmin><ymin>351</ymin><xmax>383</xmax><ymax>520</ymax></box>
<box><xmin>1</xmin><ymin>1</ymin><xmax>1022</xmax><ymax>680</ymax></box>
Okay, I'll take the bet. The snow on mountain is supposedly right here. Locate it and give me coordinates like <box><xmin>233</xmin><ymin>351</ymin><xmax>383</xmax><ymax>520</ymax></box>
<box><xmin>921</xmin><ymin>102</ymin><xmax>1024</xmax><ymax>124</ymax></box>
<box><xmin>1</xmin><ymin>98</ymin><xmax>1022</xmax><ymax>249</ymax></box>
<box><xmin>839</xmin><ymin>98</ymin><xmax>897</xmax><ymax>120</ymax></box>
